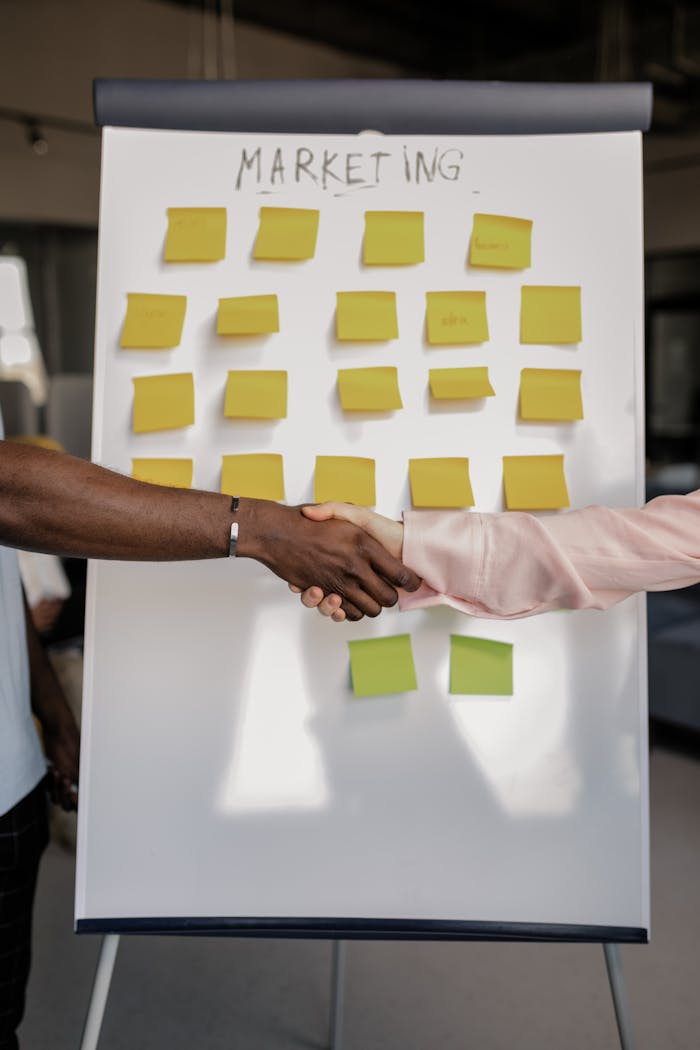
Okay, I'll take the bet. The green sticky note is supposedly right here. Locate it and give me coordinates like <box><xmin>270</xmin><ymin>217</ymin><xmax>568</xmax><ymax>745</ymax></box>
<box><xmin>348</xmin><ymin>635</ymin><xmax>417</xmax><ymax>698</ymax></box>
<box><xmin>450</xmin><ymin>635</ymin><xmax>513</xmax><ymax>696</ymax></box>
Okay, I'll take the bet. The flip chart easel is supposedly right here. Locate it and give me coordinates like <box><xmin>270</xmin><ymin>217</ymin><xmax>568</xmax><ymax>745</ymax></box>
<box><xmin>78</xmin><ymin>77</ymin><xmax>652</xmax><ymax>1050</ymax></box>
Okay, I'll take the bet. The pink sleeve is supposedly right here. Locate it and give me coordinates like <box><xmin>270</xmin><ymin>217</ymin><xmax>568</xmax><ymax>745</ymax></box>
<box><xmin>398</xmin><ymin>490</ymin><xmax>700</xmax><ymax>619</ymax></box>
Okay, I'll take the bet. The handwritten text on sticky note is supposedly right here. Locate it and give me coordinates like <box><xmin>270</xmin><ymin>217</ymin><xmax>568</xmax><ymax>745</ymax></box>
<box><xmin>120</xmin><ymin>293</ymin><xmax>187</xmax><ymax>349</ymax></box>
<box><xmin>426</xmin><ymin>291</ymin><xmax>489</xmax><ymax>345</ymax></box>
<box><xmin>164</xmin><ymin>207</ymin><xmax>226</xmax><ymax>262</ymax></box>
<box><xmin>470</xmin><ymin>213</ymin><xmax>532</xmax><ymax>269</ymax></box>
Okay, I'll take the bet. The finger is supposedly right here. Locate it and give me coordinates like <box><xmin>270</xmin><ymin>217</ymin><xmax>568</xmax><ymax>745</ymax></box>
<box><xmin>301</xmin><ymin>586</ymin><xmax>324</xmax><ymax>608</ymax></box>
<box><xmin>318</xmin><ymin>594</ymin><xmax>342</xmax><ymax>617</ymax></box>
<box><xmin>342</xmin><ymin>585</ymin><xmax>382</xmax><ymax>619</ymax></box>
<box><xmin>331</xmin><ymin>609</ymin><xmax>346</xmax><ymax>623</ymax></box>
<box><xmin>367</xmin><ymin>542</ymin><xmax>421</xmax><ymax>593</ymax></box>
<box><xmin>300</xmin><ymin>502</ymin><xmax>337</xmax><ymax>522</ymax></box>
<box><xmin>339</xmin><ymin>598</ymin><xmax>365</xmax><ymax>622</ymax></box>
<box><xmin>301</xmin><ymin>501</ymin><xmax>373</xmax><ymax>528</ymax></box>
<box><xmin>289</xmin><ymin>584</ymin><xmax>302</xmax><ymax>593</ymax></box>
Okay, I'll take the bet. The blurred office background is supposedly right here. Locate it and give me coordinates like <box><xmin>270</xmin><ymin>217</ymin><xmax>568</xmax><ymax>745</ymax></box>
<box><xmin>1</xmin><ymin>2</ymin><xmax>700</xmax><ymax>1048</ymax></box>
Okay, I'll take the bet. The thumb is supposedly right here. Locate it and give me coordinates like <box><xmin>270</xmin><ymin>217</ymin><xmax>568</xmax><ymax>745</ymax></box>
<box><xmin>301</xmin><ymin>502</ymin><xmax>369</xmax><ymax>527</ymax></box>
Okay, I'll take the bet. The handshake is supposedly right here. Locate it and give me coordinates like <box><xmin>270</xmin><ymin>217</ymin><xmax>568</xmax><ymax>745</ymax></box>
<box><xmin>237</xmin><ymin>498</ymin><xmax>413</xmax><ymax>622</ymax></box>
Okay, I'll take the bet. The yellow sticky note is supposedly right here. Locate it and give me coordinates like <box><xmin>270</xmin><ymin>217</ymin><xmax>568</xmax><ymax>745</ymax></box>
<box><xmin>469</xmin><ymin>213</ymin><xmax>532</xmax><ymax>269</ymax></box>
<box><xmin>224</xmin><ymin>371</ymin><xmax>287</xmax><ymax>419</ymax></box>
<box><xmin>338</xmin><ymin>367</ymin><xmax>402</xmax><ymax>411</ymax></box>
<box><xmin>164</xmin><ymin>207</ymin><xmax>226</xmax><ymax>262</ymax></box>
<box><xmin>336</xmin><ymin>291</ymin><xmax>398</xmax><ymax>341</ymax></box>
<box><xmin>315</xmin><ymin>456</ymin><xmax>376</xmax><ymax>506</ymax></box>
<box><xmin>429</xmin><ymin>367</ymin><xmax>494</xmax><ymax>400</ymax></box>
<box><xmin>132</xmin><ymin>373</ymin><xmax>194</xmax><ymax>433</ymax></box>
<box><xmin>520</xmin><ymin>369</ymin><xmax>583</xmax><ymax>421</ymax></box>
<box><xmin>253</xmin><ymin>207</ymin><xmax>319</xmax><ymax>260</ymax></box>
<box><xmin>363</xmin><ymin>211</ymin><xmax>424</xmax><ymax>265</ymax></box>
<box><xmin>503</xmin><ymin>455</ymin><xmax>569</xmax><ymax>510</ymax></box>
<box><xmin>520</xmin><ymin>286</ymin><xmax>582</xmax><ymax>344</ymax></box>
<box><xmin>120</xmin><ymin>293</ymin><xmax>186</xmax><ymax>349</ymax></box>
<box><xmin>409</xmin><ymin>458</ymin><xmax>474</xmax><ymax>508</ymax></box>
<box><xmin>221</xmin><ymin>454</ymin><xmax>285</xmax><ymax>501</ymax></box>
<box><xmin>217</xmin><ymin>295</ymin><xmax>279</xmax><ymax>336</ymax></box>
<box><xmin>426</xmin><ymin>291</ymin><xmax>489</xmax><ymax>345</ymax></box>
<box><xmin>131</xmin><ymin>458</ymin><xmax>193</xmax><ymax>488</ymax></box>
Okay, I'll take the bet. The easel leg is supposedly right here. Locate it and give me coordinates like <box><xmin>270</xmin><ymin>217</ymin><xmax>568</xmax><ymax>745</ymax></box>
<box><xmin>328</xmin><ymin>939</ymin><xmax>347</xmax><ymax>1050</ymax></box>
<box><xmin>603</xmin><ymin>943</ymin><xmax>636</xmax><ymax>1050</ymax></box>
<box><xmin>79</xmin><ymin>934</ymin><xmax>120</xmax><ymax>1050</ymax></box>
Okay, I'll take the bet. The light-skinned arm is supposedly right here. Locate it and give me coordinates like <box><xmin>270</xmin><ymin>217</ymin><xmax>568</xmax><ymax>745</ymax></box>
<box><xmin>293</xmin><ymin>491</ymin><xmax>700</xmax><ymax>620</ymax></box>
<box><xmin>0</xmin><ymin>441</ymin><xmax>420</xmax><ymax>620</ymax></box>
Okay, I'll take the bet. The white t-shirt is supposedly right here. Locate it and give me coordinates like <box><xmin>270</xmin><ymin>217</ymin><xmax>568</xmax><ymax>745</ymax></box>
<box><xmin>0</xmin><ymin>412</ymin><xmax>46</xmax><ymax>815</ymax></box>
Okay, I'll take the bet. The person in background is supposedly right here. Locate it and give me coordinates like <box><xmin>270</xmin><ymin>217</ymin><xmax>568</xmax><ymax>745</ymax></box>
<box><xmin>291</xmin><ymin>491</ymin><xmax>700</xmax><ymax>620</ymax></box>
<box><xmin>9</xmin><ymin>437</ymin><xmax>72</xmax><ymax>638</ymax></box>
<box><xmin>0</xmin><ymin>435</ymin><xmax>420</xmax><ymax>1050</ymax></box>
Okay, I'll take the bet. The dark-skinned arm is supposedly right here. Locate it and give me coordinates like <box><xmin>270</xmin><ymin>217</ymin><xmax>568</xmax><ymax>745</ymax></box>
<box><xmin>0</xmin><ymin>441</ymin><xmax>420</xmax><ymax>619</ymax></box>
